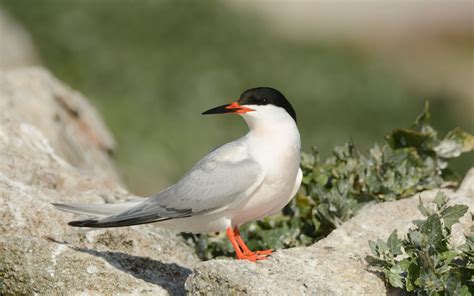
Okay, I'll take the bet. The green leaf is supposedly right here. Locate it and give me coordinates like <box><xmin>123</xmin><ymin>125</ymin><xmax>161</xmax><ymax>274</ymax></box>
<box><xmin>408</xmin><ymin>230</ymin><xmax>424</xmax><ymax>248</ymax></box>
<box><xmin>313</xmin><ymin>171</ymin><xmax>329</xmax><ymax>187</ymax></box>
<box><xmin>459</xmin><ymin>285</ymin><xmax>471</xmax><ymax>296</ymax></box>
<box><xmin>387</xmin><ymin>230</ymin><xmax>402</xmax><ymax>256</ymax></box>
<box><xmin>438</xmin><ymin>250</ymin><xmax>458</xmax><ymax>265</ymax></box>
<box><xmin>421</xmin><ymin>214</ymin><xmax>444</xmax><ymax>251</ymax></box>
<box><xmin>386</xmin><ymin>128</ymin><xmax>432</xmax><ymax>150</ymax></box>
<box><xmin>385</xmin><ymin>267</ymin><xmax>404</xmax><ymax>288</ymax></box>
<box><xmin>441</xmin><ymin>205</ymin><xmax>468</xmax><ymax>229</ymax></box>
<box><xmin>365</xmin><ymin>255</ymin><xmax>389</xmax><ymax>268</ymax></box>
<box><xmin>418</xmin><ymin>198</ymin><xmax>430</xmax><ymax>217</ymax></box>
<box><xmin>445</xmin><ymin>268</ymin><xmax>463</xmax><ymax>295</ymax></box>
<box><xmin>369</xmin><ymin>240</ymin><xmax>378</xmax><ymax>256</ymax></box>
<box><xmin>435</xmin><ymin>128</ymin><xmax>474</xmax><ymax>158</ymax></box>
<box><xmin>433</xmin><ymin>191</ymin><xmax>448</xmax><ymax>208</ymax></box>
<box><xmin>301</xmin><ymin>152</ymin><xmax>315</xmax><ymax>169</ymax></box>
<box><xmin>406</xmin><ymin>261</ymin><xmax>420</xmax><ymax>292</ymax></box>
<box><xmin>376</xmin><ymin>238</ymin><xmax>389</xmax><ymax>254</ymax></box>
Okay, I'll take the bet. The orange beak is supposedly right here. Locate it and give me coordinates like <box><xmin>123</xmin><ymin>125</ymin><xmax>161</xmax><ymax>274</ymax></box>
<box><xmin>202</xmin><ymin>102</ymin><xmax>254</xmax><ymax>115</ymax></box>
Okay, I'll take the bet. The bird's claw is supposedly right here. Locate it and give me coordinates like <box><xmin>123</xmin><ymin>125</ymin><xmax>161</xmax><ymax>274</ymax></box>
<box><xmin>238</xmin><ymin>249</ymin><xmax>273</xmax><ymax>261</ymax></box>
<box><xmin>237</xmin><ymin>252</ymin><xmax>270</xmax><ymax>262</ymax></box>
<box><xmin>254</xmin><ymin>249</ymin><xmax>273</xmax><ymax>256</ymax></box>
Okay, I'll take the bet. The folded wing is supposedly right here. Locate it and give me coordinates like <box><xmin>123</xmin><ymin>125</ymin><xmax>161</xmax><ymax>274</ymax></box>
<box><xmin>65</xmin><ymin>141</ymin><xmax>265</xmax><ymax>228</ymax></box>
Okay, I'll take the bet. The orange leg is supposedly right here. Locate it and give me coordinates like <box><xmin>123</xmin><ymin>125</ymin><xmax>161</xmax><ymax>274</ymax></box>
<box><xmin>226</xmin><ymin>227</ymin><xmax>269</xmax><ymax>262</ymax></box>
<box><xmin>233</xmin><ymin>226</ymin><xmax>273</xmax><ymax>256</ymax></box>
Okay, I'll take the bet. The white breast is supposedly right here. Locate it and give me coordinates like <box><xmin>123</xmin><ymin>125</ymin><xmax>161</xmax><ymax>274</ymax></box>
<box><xmin>229</xmin><ymin>105</ymin><xmax>301</xmax><ymax>225</ymax></box>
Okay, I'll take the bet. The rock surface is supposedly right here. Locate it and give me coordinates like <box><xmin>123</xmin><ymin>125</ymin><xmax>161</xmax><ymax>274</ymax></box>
<box><xmin>186</xmin><ymin>172</ymin><xmax>474</xmax><ymax>295</ymax></box>
<box><xmin>0</xmin><ymin>67</ymin><xmax>118</xmax><ymax>181</ymax></box>
<box><xmin>0</xmin><ymin>68</ymin><xmax>199</xmax><ymax>295</ymax></box>
<box><xmin>0</xmin><ymin>8</ymin><xmax>39</xmax><ymax>68</ymax></box>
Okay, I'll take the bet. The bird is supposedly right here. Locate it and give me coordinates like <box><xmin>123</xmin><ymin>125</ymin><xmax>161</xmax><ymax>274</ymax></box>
<box><xmin>53</xmin><ymin>87</ymin><xmax>302</xmax><ymax>262</ymax></box>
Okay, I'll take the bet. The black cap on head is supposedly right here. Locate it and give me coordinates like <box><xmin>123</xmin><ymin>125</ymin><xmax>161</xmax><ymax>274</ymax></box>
<box><xmin>238</xmin><ymin>87</ymin><xmax>297</xmax><ymax>123</ymax></box>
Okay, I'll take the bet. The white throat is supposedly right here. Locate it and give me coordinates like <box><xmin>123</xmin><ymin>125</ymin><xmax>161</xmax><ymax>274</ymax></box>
<box><xmin>240</xmin><ymin>104</ymin><xmax>301</xmax><ymax>161</ymax></box>
<box><xmin>241</xmin><ymin>105</ymin><xmax>298</xmax><ymax>135</ymax></box>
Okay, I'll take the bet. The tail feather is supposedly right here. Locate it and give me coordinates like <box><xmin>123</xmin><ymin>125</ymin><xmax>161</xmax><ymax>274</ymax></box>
<box><xmin>53</xmin><ymin>197</ymin><xmax>190</xmax><ymax>228</ymax></box>
<box><xmin>67</xmin><ymin>215</ymin><xmax>172</xmax><ymax>228</ymax></box>
<box><xmin>52</xmin><ymin>198</ymin><xmax>146</xmax><ymax>218</ymax></box>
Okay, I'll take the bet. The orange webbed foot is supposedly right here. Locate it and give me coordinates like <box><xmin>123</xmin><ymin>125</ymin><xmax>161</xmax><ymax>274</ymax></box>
<box><xmin>254</xmin><ymin>249</ymin><xmax>273</xmax><ymax>256</ymax></box>
<box><xmin>236</xmin><ymin>252</ymin><xmax>269</xmax><ymax>262</ymax></box>
<box><xmin>227</xmin><ymin>226</ymin><xmax>274</xmax><ymax>262</ymax></box>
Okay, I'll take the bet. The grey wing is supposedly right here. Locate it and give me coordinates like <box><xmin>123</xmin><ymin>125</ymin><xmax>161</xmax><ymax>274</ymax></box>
<box><xmin>161</xmin><ymin>143</ymin><xmax>266</xmax><ymax>213</ymax></box>
<box><xmin>69</xmin><ymin>142</ymin><xmax>265</xmax><ymax>228</ymax></box>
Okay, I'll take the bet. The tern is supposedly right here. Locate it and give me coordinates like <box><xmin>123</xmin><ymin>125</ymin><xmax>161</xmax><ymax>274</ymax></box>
<box><xmin>53</xmin><ymin>87</ymin><xmax>302</xmax><ymax>261</ymax></box>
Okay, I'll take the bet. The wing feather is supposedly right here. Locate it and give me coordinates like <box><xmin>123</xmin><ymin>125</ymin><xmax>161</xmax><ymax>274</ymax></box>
<box><xmin>70</xmin><ymin>140</ymin><xmax>265</xmax><ymax>228</ymax></box>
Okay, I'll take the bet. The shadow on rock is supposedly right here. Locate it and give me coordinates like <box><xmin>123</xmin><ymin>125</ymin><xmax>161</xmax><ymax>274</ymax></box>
<box><xmin>74</xmin><ymin>246</ymin><xmax>192</xmax><ymax>295</ymax></box>
<box><xmin>364</xmin><ymin>256</ymin><xmax>404</xmax><ymax>296</ymax></box>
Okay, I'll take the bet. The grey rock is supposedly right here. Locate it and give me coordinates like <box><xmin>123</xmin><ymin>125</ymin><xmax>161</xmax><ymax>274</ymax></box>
<box><xmin>0</xmin><ymin>68</ymin><xmax>199</xmax><ymax>295</ymax></box>
<box><xmin>186</xmin><ymin>173</ymin><xmax>473</xmax><ymax>295</ymax></box>
<box><xmin>0</xmin><ymin>8</ymin><xmax>39</xmax><ymax>68</ymax></box>
<box><xmin>0</xmin><ymin>67</ymin><xmax>118</xmax><ymax>184</ymax></box>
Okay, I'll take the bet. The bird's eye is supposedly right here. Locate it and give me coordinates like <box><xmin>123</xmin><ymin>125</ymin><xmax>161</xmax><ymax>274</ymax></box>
<box><xmin>260</xmin><ymin>98</ymin><xmax>268</xmax><ymax>104</ymax></box>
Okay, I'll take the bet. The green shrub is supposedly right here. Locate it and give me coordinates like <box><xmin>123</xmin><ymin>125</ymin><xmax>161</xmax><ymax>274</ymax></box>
<box><xmin>184</xmin><ymin>103</ymin><xmax>473</xmax><ymax>260</ymax></box>
<box><xmin>368</xmin><ymin>192</ymin><xmax>472</xmax><ymax>295</ymax></box>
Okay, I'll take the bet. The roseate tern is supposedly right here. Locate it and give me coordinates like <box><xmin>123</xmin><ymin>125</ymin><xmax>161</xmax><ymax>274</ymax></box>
<box><xmin>53</xmin><ymin>87</ymin><xmax>302</xmax><ymax>262</ymax></box>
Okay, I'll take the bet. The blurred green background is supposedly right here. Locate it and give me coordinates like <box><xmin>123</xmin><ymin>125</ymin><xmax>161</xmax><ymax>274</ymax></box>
<box><xmin>1</xmin><ymin>0</ymin><xmax>472</xmax><ymax>195</ymax></box>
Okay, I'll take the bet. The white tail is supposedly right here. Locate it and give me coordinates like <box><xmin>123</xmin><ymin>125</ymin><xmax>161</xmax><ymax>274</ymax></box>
<box><xmin>52</xmin><ymin>198</ymin><xmax>147</xmax><ymax>218</ymax></box>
